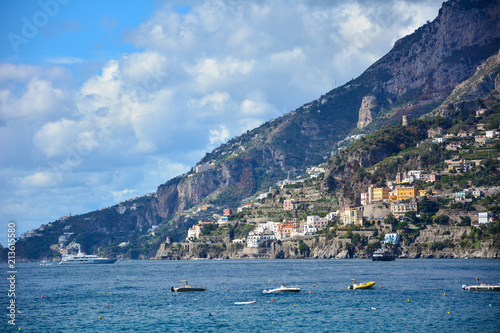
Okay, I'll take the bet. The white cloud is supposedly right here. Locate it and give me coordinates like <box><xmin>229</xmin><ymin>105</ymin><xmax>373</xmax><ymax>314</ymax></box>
<box><xmin>0</xmin><ymin>77</ymin><xmax>71</xmax><ymax>122</ymax></box>
<box><xmin>209</xmin><ymin>125</ymin><xmax>230</xmax><ymax>146</ymax></box>
<box><xmin>15</xmin><ymin>171</ymin><xmax>58</xmax><ymax>188</ymax></box>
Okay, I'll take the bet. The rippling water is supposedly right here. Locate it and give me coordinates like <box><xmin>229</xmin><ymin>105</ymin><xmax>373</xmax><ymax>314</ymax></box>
<box><xmin>1</xmin><ymin>259</ymin><xmax>499</xmax><ymax>332</ymax></box>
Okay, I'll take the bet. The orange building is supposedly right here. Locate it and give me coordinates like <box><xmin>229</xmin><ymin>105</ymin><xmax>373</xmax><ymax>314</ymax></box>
<box><xmin>396</xmin><ymin>187</ymin><xmax>419</xmax><ymax>200</ymax></box>
<box><xmin>277</xmin><ymin>221</ymin><xmax>296</xmax><ymax>239</ymax></box>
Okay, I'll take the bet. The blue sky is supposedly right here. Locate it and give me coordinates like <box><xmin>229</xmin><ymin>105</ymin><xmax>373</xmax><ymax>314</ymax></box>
<box><xmin>1</xmin><ymin>0</ymin><xmax>154</xmax><ymax>63</ymax></box>
<box><xmin>0</xmin><ymin>0</ymin><xmax>443</xmax><ymax>245</ymax></box>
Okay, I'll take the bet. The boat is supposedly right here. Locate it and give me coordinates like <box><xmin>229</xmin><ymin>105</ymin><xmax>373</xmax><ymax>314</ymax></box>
<box><xmin>372</xmin><ymin>248</ymin><xmax>396</xmax><ymax>261</ymax></box>
<box><xmin>348</xmin><ymin>279</ymin><xmax>375</xmax><ymax>289</ymax></box>
<box><xmin>462</xmin><ymin>278</ymin><xmax>500</xmax><ymax>291</ymax></box>
<box><xmin>263</xmin><ymin>284</ymin><xmax>301</xmax><ymax>293</ymax></box>
<box><xmin>59</xmin><ymin>245</ymin><xmax>116</xmax><ymax>265</ymax></box>
<box><xmin>234</xmin><ymin>300</ymin><xmax>256</xmax><ymax>305</ymax></box>
<box><xmin>171</xmin><ymin>280</ymin><xmax>206</xmax><ymax>292</ymax></box>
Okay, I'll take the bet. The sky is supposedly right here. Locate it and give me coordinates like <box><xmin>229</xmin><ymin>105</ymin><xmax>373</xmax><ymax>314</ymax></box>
<box><xmin>0</xmin><ymin>0</ymin><xmax>443</xmax><ymax>245</ymax></box>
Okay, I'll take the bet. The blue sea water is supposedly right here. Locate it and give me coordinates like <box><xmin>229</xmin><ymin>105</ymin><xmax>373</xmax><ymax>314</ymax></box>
<box><xmin>1</xmin><ymin>259</ymin><xmax>500</xmax><ymax>332</ymax></box>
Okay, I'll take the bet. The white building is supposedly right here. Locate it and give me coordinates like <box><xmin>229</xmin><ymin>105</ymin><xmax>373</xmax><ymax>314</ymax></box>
<box><xmin>326</xmin><ymin>211</ymin><xmax>339</xmax><ymax>221</ymax></box>
<box><xmin>256</xmin><ymin>221</ymin><xmax>280</xmax><ymax>234</ymax></box>
<box><xmin>307</xmin><ymin>216</ymin><xmax>321</xmax><ymax>225</ymax></box>
<box><xmin>432</xmin><ymin>137</ymin><xmax>447</xmax><ymax>144</ymax></box>
<box><xmin>485</xmin><ymin>130</ymin><xmax>497</xmax><ymax>139</ymax></box>
<box><xmin>246</xmin><ymin>231</ymin><xmax>276</xmax><ymax>248</ymax></box>
<box><xmin>361</xmin><ymin>192</ymin><xmax>369</xmax><ymax>206</ymax></box>
<box><xmin>187</xmin><ymin>228</ymin><xmax>196</xmax><ymax>240</ymax></box>
<box><xmin>478</xmin><ymin>212</ymin><xmax>494</xmax><ymax>224</ymax></box>
<box><xmin>384</xmin><ymin>233</ymin><xmax>401</xmax><ymax>244</ymax></box>
<box><xmin>407</xmin><ymin>170</ymin><xmax>425</xmax><ymax>180</ymax></box>
<box><xmin>195</xmin><ymin>162</ymin><xmax>215</xmax><ymax>173</ymax></box>
<box><xmin>303</xmin><ymin>225</ymin><xmax>317</xmax><ymax>235</ymax></box>
<box><xmin>454</xmin><ymin>189</ymin><xmax>472</xmax><ymax>201</ymax></box>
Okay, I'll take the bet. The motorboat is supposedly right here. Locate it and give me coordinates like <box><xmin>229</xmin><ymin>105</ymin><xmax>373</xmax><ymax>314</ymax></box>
<box><xmin>171</xmin><ymin>280</ymin><xmax>206</xmax><ymax>292</ymax></box>
<box><xmin>59</xmin><ymin>245</ymin><xmax>116</xmax><ymax>265</ymax></box>
<box><xmin>372</xmin><ymin>248</ymin><xmax>396</xmax><ymax>261</ymax></box>
<box><xmin>235</xmin><ymin>300</ymin><xmax>256</xmax><ymax>305</ymax></box>
<box><xmin>348</xmin><ymin>279</ymin><xmax>375</xmax><ymax>289</ymax></box>
<box><xmin>462</xmin><ymin>278</ymin><xmax>500</xmax><ymax>291</ymax></box>
<box><xmin>263</xmin><ymin>284</ymin><xmax>301</xmax><ymax>293</ymax></box>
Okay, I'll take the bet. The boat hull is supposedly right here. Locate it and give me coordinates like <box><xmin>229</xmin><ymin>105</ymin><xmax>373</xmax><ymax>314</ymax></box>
<box><xmin>235</xmin><ymin>301</ymin><xmax>256</xmax><ymax>305</ymax></box>
<box><xmin>349</xmin><ymin>281</ymin><xmax>375</xmax><ymax>289</ymax></box>
<box><xmin>172</xmin><ymin>287</ymin><xmax>207</xmax><ymax>292</ymax></box>
<box><xmin>463</xmin><ymin>285</ymin><xmax>500</xmax><ymax>291</ymax></box>
<box><xmin>263</xmin><ymin>287</ymin><xmax>301</xmax><ymax>293</ymax></box>
<box><xmin>59</xmin><ymin>259</ymin><xmax>117</xmax><ymax>265</ymax></box>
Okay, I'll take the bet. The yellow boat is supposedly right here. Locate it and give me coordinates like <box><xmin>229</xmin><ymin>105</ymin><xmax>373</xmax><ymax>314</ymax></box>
<box><xmin>348</xmin><ymin>279</ymin><xmax>375</xmax><ymax>289</ymax></box>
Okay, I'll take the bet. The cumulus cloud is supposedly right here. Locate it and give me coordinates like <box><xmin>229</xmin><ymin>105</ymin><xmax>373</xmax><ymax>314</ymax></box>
<box><xmin>0</xmin><ymin>0</ymin><xmax>442</xmax><ymax>242</ymax></box>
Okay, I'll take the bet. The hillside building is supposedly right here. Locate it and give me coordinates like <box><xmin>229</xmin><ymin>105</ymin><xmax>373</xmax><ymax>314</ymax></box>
<box><xmin>478</xmin><ymin>212</ymin><xmax>494</xmax><ymax>224</ymax></box>
<box><xmin>395</xmin><ymin>187</ymin><xmax>419</xmax><ymax>201</ymax></box>
<box><xmin>283</xmin><ymin>200</ymin><xmax>298</xmax><ymax>211</ymax></box>
<box><xmin>390</xmin><ymin>200</ymin><xmax>418</xmax><ymax>216</ymax></box>
<box><xmin>384</xmin><ymin>233</ymin><xmax>401</xmax><ymax>244</ymax></box>
<box><xmin>340</xmin><ymin>207</ymin><xmax>363</xmax><ymax>226</ymax></box>
<box><xmin>247</xmin><ymin>231</ymin><xmax>276</xmax><ymax>248</ymax></box>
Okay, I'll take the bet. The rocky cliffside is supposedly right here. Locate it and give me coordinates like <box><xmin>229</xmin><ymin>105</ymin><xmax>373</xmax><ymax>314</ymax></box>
<box><xmin>354</xmin><ymin>0</ymin><xmax>500</xmax><ymax>127</ymax></box>
<box><xmin>430</xmin><ymin>48</ymin><xmax>500</xmax><ymax>117</ymax></box>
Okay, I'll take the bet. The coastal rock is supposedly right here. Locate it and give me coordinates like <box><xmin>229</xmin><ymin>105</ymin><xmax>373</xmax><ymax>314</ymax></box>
<box><xmin>357</xmin><ymin>95</ymin><xmax>377</xmax><ymax>129</ymax></box>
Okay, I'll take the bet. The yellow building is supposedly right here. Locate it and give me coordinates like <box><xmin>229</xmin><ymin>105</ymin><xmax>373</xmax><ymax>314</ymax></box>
<box><xmin>341</xmin><ymin>207</ymin><xmax>363</xmax><ymax>226</ymax></box>
<box><xmin>372</xmin><ymin>187</ymin><xmax>390</xmax><ymax>201</ymax></box>
<box><xmin>396</xmin><ymin>187</ymin><xmax>419</xmax><ymax>200</ymax></box>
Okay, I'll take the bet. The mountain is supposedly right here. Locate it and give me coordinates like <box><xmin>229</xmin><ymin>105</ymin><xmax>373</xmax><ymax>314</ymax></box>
<box><xmin>10</xmin><ymin>0</ymin><xmax>500</xmax><ymax>260</ymax></box>
<box><xmin>156</xmin><ymin>49</ymin><xmax>500</xmax><ymax>260</ymax></box>
<box><xmin>145</xmin><ymin>0</ymin><xmax>500</xmax><ymax>224</ymax></box>
<box><xmin>324</xmin><ymin>46</ymin><xmax>500</xmax><ymax>207</ymax></box>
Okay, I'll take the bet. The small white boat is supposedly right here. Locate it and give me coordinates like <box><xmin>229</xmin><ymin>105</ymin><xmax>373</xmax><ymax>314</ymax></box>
<box><xmin>234</xmin><ymin>300</ymin><xmax>256</xmax><ymax>305</ymax></box>
<box><xmin>462</xmin><ymin>278</ymin><xmax>500</xmax><ymax>291</ymax></box>
<box><xmin>171</xmin><ymin>280</ymin><xmax>206</xmax><ymax>292</ymax></box>
<box><xmin>263</xmin><ymin>284</ymin><xmax>301</xmax><ymax>293</ymax></box>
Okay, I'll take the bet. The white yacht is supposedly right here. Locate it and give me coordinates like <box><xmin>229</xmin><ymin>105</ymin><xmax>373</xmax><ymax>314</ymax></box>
<box><xmin>59</xmin><ymin>245</ymin><xmax>116</xmax><ymax>265</ymax></box>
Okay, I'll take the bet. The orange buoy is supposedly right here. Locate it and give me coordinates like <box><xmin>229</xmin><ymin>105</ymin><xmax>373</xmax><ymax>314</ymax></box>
<box><xmin>107</xmin><ymin>305</ymin><xmax>109</xmax><ymax>308</ymax></box>
<box><xmin>381</xmin><ymin>286</ymin><xmax>383</xmax><ymax>288</ymax></box>
<box><xmin>227</xmin><ymin>289</ymin><xmax>229</xmax><ymax>292</ymax></box>
<box><xmin>313</xmin><ymin>284</ymin><xmax>316</xmax><ymax>287</ymax></box>
<box><xmin>41</xmin><ymin>295</ymin><xmax>44</xmax><ymax>298</ymax></box>
<box><xmin>309</xmin><ymin>291</ymin><xmax>312</xmax><ymax>294</ymax></box>
<box><xmin>271</xmin><ymin>299</ymin><xmax>274</xmax><ymax>302</ymax></box>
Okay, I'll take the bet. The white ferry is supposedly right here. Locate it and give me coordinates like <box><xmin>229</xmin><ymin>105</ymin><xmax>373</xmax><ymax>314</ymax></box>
<box><xmin>59</xmin><ymin>245</ymin><xmax>116</xmax><ymax>265</ymax></box>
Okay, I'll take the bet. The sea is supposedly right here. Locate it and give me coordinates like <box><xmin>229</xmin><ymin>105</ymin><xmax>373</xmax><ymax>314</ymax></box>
<box><xmin>1</xmin><ymin>259</ymin><xmax>500</xmax><ymax>332</ymax></box>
